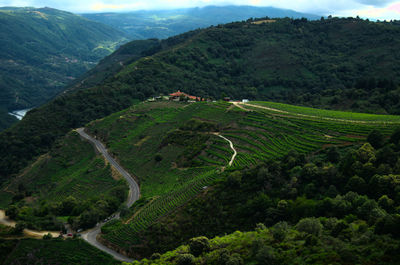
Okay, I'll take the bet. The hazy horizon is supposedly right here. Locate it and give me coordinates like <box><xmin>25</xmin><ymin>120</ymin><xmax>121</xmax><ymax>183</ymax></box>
<box><xmin>1</xmin><ymin>0</ymin><xmax>400</xmax><ymax>20</ymax></box>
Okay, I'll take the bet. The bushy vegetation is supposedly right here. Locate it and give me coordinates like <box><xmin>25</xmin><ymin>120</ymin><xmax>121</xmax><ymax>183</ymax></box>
<box><xmin>131</xmin><ymin>220</ymin><xmax>400</xmax><ymax>265</ymax></box>
<box><xmin>0</xmin><ymin>238</ymin><xmax>119</xmax><ymax>264</ymax></box>
<box><xmin>126</xmin><ymin>128</ymin><xmax>400</xmax><ymax>258</ymax></box>
<box><xmin>0</xmin><ymin>132</ymin><xmax>128</xmax><ymax>231</ymax></box>
<box><xmin>0</xmin><ymin>7</ymin><xmax>127</xmax><ymax>130</ymax></box>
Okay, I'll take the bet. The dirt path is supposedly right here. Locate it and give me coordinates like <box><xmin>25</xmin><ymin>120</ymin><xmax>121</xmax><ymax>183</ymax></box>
<box><xmin>0</xmin><ymin>210</ymin><xmax>59</xmax><ymax>239</ymax></box>
<box><xmin>214</xmin><ymin>133</ymin><xmax>237</xmax><ymax>166</ymax></box>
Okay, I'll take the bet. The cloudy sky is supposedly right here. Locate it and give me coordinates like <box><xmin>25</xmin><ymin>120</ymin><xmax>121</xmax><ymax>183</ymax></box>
<box><xmin>1</xmin><ymin>0</ymin><xmax>400</xmax><ymax>20</ymax></box>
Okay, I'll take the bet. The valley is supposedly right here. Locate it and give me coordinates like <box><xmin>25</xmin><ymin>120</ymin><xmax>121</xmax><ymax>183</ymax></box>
<box><xmin>0</xmin><ymin>8</ymin><xmax>400</xmax><ymax>265</ymax></box>
<box><xmin>0</xmin><ymin>7</ymin><xmax>127</xmax><ymax>131</ymax></box>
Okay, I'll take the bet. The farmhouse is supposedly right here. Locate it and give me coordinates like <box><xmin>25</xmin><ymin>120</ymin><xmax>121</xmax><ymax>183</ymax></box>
<box><xmin>169</xmin><ymin>90</ymin><xmax>203</xmax><ymax>101</ymax></box>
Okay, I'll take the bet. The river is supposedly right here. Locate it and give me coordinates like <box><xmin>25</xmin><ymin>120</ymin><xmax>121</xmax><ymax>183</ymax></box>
<box><xmin>8</xmin><ymin>108</ymin><xmax>31</xmax><ymax>120</ymax></box>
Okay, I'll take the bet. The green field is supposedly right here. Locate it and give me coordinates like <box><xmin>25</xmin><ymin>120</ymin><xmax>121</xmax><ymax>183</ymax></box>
<box><xmin>85</xmin><ymin>100</ymin><xmax>399</xmax><ymax>254</ymax></box>
<box><xmin>0</xmin><ymin>238</ymin><xmax>118</xmax><ymax>265</ymax></box>
<box><xmin>249</xmin><ymin>101</ymin><xmax>400</xmax><ymax>122</ymax></box>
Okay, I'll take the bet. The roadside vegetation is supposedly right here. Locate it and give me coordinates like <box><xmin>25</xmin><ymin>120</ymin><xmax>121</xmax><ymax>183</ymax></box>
<box><xmin>0</xmin><ymin>132</ymin><xmax>128</xmax><ymax>231</ymax></box>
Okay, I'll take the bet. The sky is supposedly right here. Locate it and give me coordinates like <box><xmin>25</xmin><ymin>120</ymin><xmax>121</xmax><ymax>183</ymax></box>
<box><xmin>1</xmin><ymin>0</ymin><xmax>400</xmax><ymax>20</ymax></box>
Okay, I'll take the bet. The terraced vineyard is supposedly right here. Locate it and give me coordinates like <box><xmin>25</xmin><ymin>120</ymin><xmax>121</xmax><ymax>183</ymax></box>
<box><xmin>90</xmin><ymin>100</ymin><xmax>400</xmax><ymax>254</ymax></box>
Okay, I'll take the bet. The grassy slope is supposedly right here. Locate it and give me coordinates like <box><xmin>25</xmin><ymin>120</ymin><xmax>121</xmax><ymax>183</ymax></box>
<box><xmin>82</xmin><ymin>100</ymin><xmax>400</xmax><ymax>256</ymax></box>
<box><xmin>0</xmin><ymin>131</ymin><xmax>126</xmax><ymax>206</ymax></box>
<box><xmin>2</xmin><ymin>17</ymin><xmax>400</xmax><ymax>183</ymax></box>
<box><xmin>0</xmin><ymin>131</ymin><xmax>128</xmax><ymax>231</ymax></box>
<box><xmin>250</xmin><ymin>101</ymin><xmax>400</xmax><ymax>122</ymax></box>
<box><xmin>0</xmin><ymin>238</ymin><xmax>118</xmax><ymax>265</ymax></box>
<box><xmin>0</xmin><ymin>7</ymin><xmax>127</xmax><ymax>129</ymax></box>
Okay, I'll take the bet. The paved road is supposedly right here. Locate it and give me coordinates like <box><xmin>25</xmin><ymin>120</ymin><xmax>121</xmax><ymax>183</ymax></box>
<box><xmin>77</xmin><ymin>128</ymin><xmax>140</xmax><ymax>263</ymax></box>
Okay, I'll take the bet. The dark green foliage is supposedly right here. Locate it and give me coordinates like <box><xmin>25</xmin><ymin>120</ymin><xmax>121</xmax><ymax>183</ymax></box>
<box><xmin>296</xmin><ymin>217</ymin><xmax>322</xmax><ymax>236</ymax></box>
<box><xmin>0</xmin><ymin>7</ymin><xmax>127</xmax><ymax>130</ymax></box>
<box><xmin>176</xmin><ymin>253</ymin><xmax>195</xmax><ymax>265</ymax></box>
<box><xmin>189</xmin><ymin>236</ymin><xmax>210</xmax><ymax>256</ymax></box>
<box><xmin>368</xmin><ymin>130</ymin><xmax>384</xmax><ymax>149</ymax></box>
<box><xmin>0</xmin><ymin>239</ymin><xmax>119</xmax><ymax>264</ymax></box>
<box><xmin>129</xmin><ymin>128</ymin><xmax>400</xmax><ymax>258</ymax></box>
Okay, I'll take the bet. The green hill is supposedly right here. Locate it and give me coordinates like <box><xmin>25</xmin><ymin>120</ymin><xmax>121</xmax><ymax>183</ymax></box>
<box><xmin>0</xmin><ymin>7</ymin><xmax>127</xmax><ymax>130</ymax></box>
<box><xmin>82</xmin><ymin>5</ymin><xmax>320</xmax><ymax>39</ymax></box>
<box><xmin>1</xmin><ymin>17</ymin><xmax>400</xmax><ymax>196</ymax></box>
<box><xmin>1</xmin><ymin>99</ymin><xmax>400</xmax><ymax>262</ymax></box>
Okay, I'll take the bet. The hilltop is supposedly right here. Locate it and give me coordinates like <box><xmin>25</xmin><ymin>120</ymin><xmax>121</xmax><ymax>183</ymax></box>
<box><xmin>0</xmin><ymin>7</ymin><xmax>127</xmax><ymax>130</ymax></box>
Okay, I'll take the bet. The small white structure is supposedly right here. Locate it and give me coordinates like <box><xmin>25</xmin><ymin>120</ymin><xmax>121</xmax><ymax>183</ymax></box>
<box><xmin>242</xmin><ymin>99</ymin><xmax>249</xmax><ymax>103</ymax></box>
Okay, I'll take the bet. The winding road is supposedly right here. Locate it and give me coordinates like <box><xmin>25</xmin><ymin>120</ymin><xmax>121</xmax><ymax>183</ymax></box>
<box><xmin>77</xmin><ymin>128</ymin><xmax>140</xmax><ymax>263</ymax></box>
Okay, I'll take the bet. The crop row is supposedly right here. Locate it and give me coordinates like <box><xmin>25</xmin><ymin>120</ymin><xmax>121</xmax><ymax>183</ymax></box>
<box><xmin>103</xmin><ymin>170</ymin><xmax>218</xmax><ymax>247</ymax></box>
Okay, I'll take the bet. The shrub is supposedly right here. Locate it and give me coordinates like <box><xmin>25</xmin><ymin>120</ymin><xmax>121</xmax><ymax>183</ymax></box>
<box><xmin>296</xmin><ymin>217</ymin><xmax>323</xmax><ymax>236</ymax></box>
<box><xmin>256</xmin><ymin>246</ymin><xmax>276</xmax><ymax>265</ymax></box>
<box><xmin>226</xmin><ymin>254</ymin><xmax>243</xmax><ymax>265</ymax></box>
<box><xmin>154</xmin><ymin>153</ymin><xmax>163</xmax><ymax>162</ymax></box>
<box><xmin>43</xmin><ymin>233</ymin><xmax>53</xmax><ymax>240</ymax></box>
<box><xmin>189</xmin><ymin>236</ymin><xmax>210</xmax><ymax>256</ymax></box>
<box><xmin>177</xmin><ymin>253</ymin><xmax>195</xmax><ymax>265</ymax></box>
<box><xmin>271</xmin><ymin>221</ymin><xmax>288</xmax><ymax>242</ymax></box>
<box><xmin>367</xmin><ymin>130</ymin><xmax>384</xmax><ymax>149</ymax></box>
<box><xmin>150</xmin><ymin>253</ymin><xmax>161</xmax><ymax>260</ymax></box>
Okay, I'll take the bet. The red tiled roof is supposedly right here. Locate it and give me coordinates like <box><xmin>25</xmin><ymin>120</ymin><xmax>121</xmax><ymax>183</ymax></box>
<box><xmin>169</xmin><ymin>91</ymin><xmax>203</xmax><ymax>101</ymax></box>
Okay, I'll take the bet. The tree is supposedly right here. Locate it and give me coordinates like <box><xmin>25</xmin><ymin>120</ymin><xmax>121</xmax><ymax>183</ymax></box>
<box><xmin>327</xmin><ymin>146</ymin><xmax>340</xmax><ymax>163</ymax></box>
<box><xmin>177</xmin><ymin>254</ymin><xmax>195</xmax><ymax>265</ymax></box>
<box><xmin>367</xmin><ymin>130</ymin><xmax>384</xmax><ymax>149</ymax></box>
<box><xmin>296</xmin><ymin>217</ymin><xmax>323</xmax><ymax>236</ymax></box>
<box><xmin>345</xmin><ymin>175</ymin><xmax>366</xmax><ymax>194</ymax></box>
<box><xmin>189</xmin><ymin>236</ymin><xmax>210</xmax><ymax>256</ymax></box>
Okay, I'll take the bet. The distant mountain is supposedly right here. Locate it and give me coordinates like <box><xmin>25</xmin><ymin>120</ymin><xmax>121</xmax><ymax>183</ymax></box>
<box><xmin>82</xmin><ymin>5</ymin><xmax>320</xmax><ymax>39</ymax></box>
<box><xmin>0</xmin><ymin>7</ymin><xmax>127</xmax><ymax>130</ymax></box>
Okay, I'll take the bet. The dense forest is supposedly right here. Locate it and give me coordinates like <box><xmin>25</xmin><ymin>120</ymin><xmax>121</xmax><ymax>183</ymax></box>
<box><xmin>0</xmin><ymin>7</ymin><xmax>127</xmax><ymax>130</ymax></box>
<box><xmin>1</xmin><ymin>16</ymin><xmax>400</xmax><ymax>208</ymax></box>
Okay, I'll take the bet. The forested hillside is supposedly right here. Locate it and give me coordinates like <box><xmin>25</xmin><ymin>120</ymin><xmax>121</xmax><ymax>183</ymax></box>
<box><xmin>1</xmin><ymin>17</ymin><xmax>400</xmax><ymax>193</ymax></box>
<box><xmin>82</xmin><ymin>5</ymin><xmax>319</xmax><ymax>39</ymax></box>
<box><xmin>0</xmin><ymin>7</ymin><xmax>127</xmax><ymax>130</ymax></box>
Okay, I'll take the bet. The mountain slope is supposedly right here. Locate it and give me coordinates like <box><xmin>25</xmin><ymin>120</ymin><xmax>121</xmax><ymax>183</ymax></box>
<box><xmin>82</xmin><ymin>5</ymin><xmax>320</xmax><ymax>39</ymax></box>
<box><xmin>1</xmin><ymin>17</ymin><xmax>400</xmax><ymax>187</ymax></box>
<box><xmin>0</xmin><ymin>7</ymin><xmax>127</xmax><ymax>129</ymax></box>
